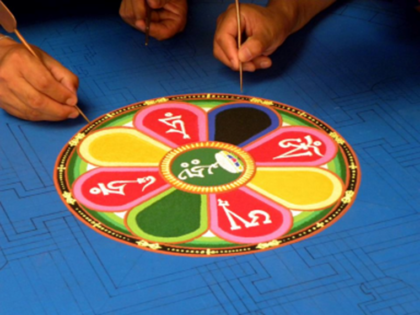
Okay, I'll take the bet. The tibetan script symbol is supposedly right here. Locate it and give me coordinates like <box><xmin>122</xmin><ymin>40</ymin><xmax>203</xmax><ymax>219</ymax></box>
<box><xmin>89</xmin><ymin>176</ymin><xmax>156</xmax><ymax>196</ymax></box>
<box><xmin>158</xmin><ymin>112</ymin><xmax>191</xmax><ymax>139</ymax></box>
<box><xmin>178</xmin><ymin>159</ymin><xmax>219</xmax><ymax>180</ymax></box>
<box><xmin>218</xmin><ymin>199</ymin><xmax>272</xmax><ymax>231</ymax></box>
<box><xmin>273</xmin><ymin>135</ymin><xmax>323</xmax><ymax>159</ymax></box>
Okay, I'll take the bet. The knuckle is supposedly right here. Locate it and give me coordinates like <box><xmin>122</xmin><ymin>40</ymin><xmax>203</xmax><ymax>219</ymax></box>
<box><xmin>72</xmin><ymin>75</ymin><xmax>80</xmax><ymax>88</ymax></box>
<box><xmin>253</xmin><ymin>41</ymin><xmax>265</xmax><ymax>56</ymax></box>
<box><xmin>214</xmin><ymin>35</ymin><xmax>224</xmax><ymax>47</ymax></box>
<box><xmin>0</xmin><ymin>68</ymin><xmax>8</xmax><ymax>81</ymax></box>
<box><xmin>5</xmin><ymin>47</ymin><xmax>29</xmax><ymax>64</ymax></box>
<box><xmin>28</xmin><ymin>95</ymin><xmax>44</xmax><ymax>109</ymax></box>
<box><xmin>125</xmin><ymin>11</ymin><xmax>135</xmax><ymax>20</ymax></box>
<box><xmin>37</xmin><ymin>76</ymin><xmax>50</xmax><ymax>90</ymax></box>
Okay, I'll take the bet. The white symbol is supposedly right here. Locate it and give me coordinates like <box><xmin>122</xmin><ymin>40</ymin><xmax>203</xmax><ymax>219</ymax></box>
<box><xmin>178</xmin><ymin>159</ymin><xmax>219</xmax><ymax>180</ymax></box>
<box><xmin>218</xmin><ymin>199</ymin><xmax>272</xmax><ymax>231</ymax></box>
<box><xmin>89</xmin><ymin>176</ymin><xmax>156</xmax><ymax>196</ymax></box>
<box><xmin>158</xmin><ymin>112</ymin><xmax>191</xmax><ymax>139</ymax></box>
<box><xmin>273</xmin><ymin>135</ymin><xmax>323</xmax><ymax>159</ymax></box>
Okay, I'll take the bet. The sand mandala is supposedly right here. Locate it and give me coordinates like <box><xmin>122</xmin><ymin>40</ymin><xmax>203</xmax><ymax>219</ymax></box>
<box><xmin>54</xmin><ymin>94</ymin><xmax>361</xmax><ymax>257</ymax></box>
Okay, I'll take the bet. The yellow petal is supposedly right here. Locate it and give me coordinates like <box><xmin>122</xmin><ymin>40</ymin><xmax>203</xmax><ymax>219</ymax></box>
<box><xmin>78</xmin><ymin>128</ymin><xmax>171</xmax><ymax>167</ymax></box>
<box><xmin>247</xmin><ymin>167</ymin><xmax>344</xmax><ymax>210</ymax></box>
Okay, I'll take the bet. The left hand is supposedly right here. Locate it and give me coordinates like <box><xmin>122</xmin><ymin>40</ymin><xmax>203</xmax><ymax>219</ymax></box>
<box><xmin>119</xmin><ymin>0</ymin><xmax>188</xmax><ymax>40</ymax></box>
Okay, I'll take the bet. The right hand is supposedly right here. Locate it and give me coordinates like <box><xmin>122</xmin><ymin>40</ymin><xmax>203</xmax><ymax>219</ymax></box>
<box><xmin>213</xmin><ymin>3</ymin><xmax>290</xmax><ymax>72</ymax></box>
<box><xmin>0</xmin><ymin>37</ymin><xmax>79</xmax><ymax>121</ymax></box>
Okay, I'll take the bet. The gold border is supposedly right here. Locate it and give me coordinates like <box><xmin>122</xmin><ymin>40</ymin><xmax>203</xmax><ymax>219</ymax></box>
<box><xmin>160</xmin><ymin>141</ymin><xmax>256</xmax><ymax>194</ymax></box>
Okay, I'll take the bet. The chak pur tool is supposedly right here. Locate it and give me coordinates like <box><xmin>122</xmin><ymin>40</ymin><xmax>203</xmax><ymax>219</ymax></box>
<box><xmin>235</xmin><ymin>0</ymin><xmax>243</xmax><ymax>92</ymax></box>
<box><xmin>145</xmin><ymin>1</ymin><xmax>151</xmax><ymax>46</ymax></box>
<box><xmin>0</xmin><ymin>1</ymin><xmax>90</xmax><ymax>123</ymax></box>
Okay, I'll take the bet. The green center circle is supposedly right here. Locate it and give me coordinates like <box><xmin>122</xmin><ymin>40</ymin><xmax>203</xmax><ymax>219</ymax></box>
<box><xmin>171</xmin><ymin>148</ymin><xmax>245</xmax><ymax>186</ymax></box>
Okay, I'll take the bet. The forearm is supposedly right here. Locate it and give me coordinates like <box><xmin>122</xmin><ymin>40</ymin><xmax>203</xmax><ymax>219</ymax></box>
<box><xmin>267</xmin><ymin>0</ymin><xmax>336</xmax><ymax>34</ymax></box>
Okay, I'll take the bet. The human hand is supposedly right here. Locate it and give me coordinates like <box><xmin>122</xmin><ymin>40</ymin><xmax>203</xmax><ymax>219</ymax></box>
<box><xmin>0</xmin><ymin>37</ymin><xmax>79</xmax><ymax>121</ymax></box>
<box><xmin>119</xmin><ymin>0</ymin><xmax>187</xmax><ymax>40</ymax></box>
<box><xmin>214</xmin><ymin>0</ymin><xmax>335</xmax><ymax>72</ymax></box>
<box><xmin>213</xmin><ymin>3</ymin><xmax>293</xmax><ymax>72</ymax></box>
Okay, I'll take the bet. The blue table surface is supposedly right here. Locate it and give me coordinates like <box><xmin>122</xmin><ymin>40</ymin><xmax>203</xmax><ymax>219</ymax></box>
<box><xmin>1</xmin><ymin>1</ymin><xmax>420</xmax><ymax>314</ymax></box>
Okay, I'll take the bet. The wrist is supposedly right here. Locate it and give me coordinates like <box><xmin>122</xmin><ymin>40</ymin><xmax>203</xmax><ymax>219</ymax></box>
<box><xmin>267</xmin><ymin>0</ymin><xmax>336</xmax><ymax>34</ymax></box>
<box><xmin>266</xmin><ymin>0</ymin><xmax>300</xmax><ymax>36</ymax></box>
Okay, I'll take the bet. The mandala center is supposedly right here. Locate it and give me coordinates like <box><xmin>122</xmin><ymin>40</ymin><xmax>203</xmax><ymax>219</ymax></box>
<box><xmin>160</xmin><ymin>142</ymin><xmax>255</xmax><ymax>194</ymax></box>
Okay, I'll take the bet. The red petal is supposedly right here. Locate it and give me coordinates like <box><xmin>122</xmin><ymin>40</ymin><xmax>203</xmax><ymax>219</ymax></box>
<box><xmin>73</xmin><ymin>168</ymin><xmax>170</xmax><ymax>212</ymax></box>
<box><xmin>209</xmin><ymin>187</ymin><xmax>293</xmax><ymax>244</ymax></box>
<box><xmin>244</xmin><ymin>126</ymin><xmax>338</xmax><ymax>166</ymax></box>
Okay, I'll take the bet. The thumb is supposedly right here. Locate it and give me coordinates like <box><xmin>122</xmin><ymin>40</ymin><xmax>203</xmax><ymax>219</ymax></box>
<box><xmin>47</xmin><ymin>60</ymin><xmax>79</xmax><ymax>94</ymax></box>
<box><xmin>238</xmin><ymin>35</ymin><xmax>272</xmax><ymax>63</ymax></box>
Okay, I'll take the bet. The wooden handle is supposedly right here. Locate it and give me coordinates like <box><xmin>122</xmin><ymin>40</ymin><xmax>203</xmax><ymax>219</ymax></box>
<box><xmin>235</xmin><ymin>0</ymin><xmax>243</xmax><ymax>92</ymax></box>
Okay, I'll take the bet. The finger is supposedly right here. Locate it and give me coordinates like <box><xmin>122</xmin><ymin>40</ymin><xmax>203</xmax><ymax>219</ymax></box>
<box><xmin>0</xmin><ymin>95</ymin><xmax>29</xmax><ymax>120</ymax></box>
<box><xmin>149</xmin><ymin>2</ymin><xmax>187</xmax><ymax>25</ymax></box>
<box><xmin>134</xmin><ymin>19</ymin><xmax>146</xmax><ymax>32</ymax></box>
<box><xmin>238</xmin><ymin>37</ymin><xmax>265</xmax><ymax>63</ymax></box>
<box><xmin>148</xmin><ymin>20</ymin><xmax>179</xmax><ymax>40</ymax></box>
<box><xmin>120</xmin><ymin>0</ymin><xmax>136</xmax><ymax>26</ymax></box>
<box><xmin>214</xmin><ymin>13</ymin><xmax>241</xmax><ymax>70</ymax></box>
<box><xmin>147</xmin><ymin>10</ymin><xmax>186</xmax><ymax>40</ymax></box>
<box><xmin>119</xmin><ymin>0</ymin><xmax>127</xmax><ymax>18</ymax></box>
<box><xmin>147</xmin><ymin>0</ymin><xmax>170</xmax><ymax>9</ymax></box>
<box><xmin>132</xmin><ymin>0</ymin><xmax>146</xmax><ymax>21</ymax></box>
<box><xmin>238</xmin><ymin>34</ymin><xmax>279</xmax><ymax>63</ymax></box>
<box><xmin>241</xmin><ymin>56</ymin><xmax>272</xmax><ymax>72</ymax></box>
<box><xmin>251</xmin><ymin>55</ymin><xmax>272</xmax><ymax>70</ymax></box>
<box><xmin>41</xmin><ymin>51</ymin><xmax>80</xmax><ymax>94</ymax></box>
<box><xmin>132</xmin><ymin>0</ymin><xmax>150</xmax><ymax>32</ymax></box>
<box><xmin>22</xmin><ymin>60</ymin><xmax>78</xmax><ymax>107</ymax></box>
<box><xmin>1</xmin><ymin>92</ymin><xmax>78</xmax><ymax>121</ymax></box>
<box><xmin>1</xmin><ymin>104</ymin><xmax>29</xmax><ymax>121</ymax></box>
<box><xmin>11</xmin><ymin>79</ymin><xmax>79</xmax><ymax>121</ymax></box>
<box><xmin>120</xmin><ymin>0</ymin><xmax>130</xmax><ymax>22</ymax></box>
<box><xmin>242</xmin><ymin>62</ymin><xmax>256</xmax><ymax>72</ymax></box>
<box><xmin>213</xmin><ymin>43</ymin><xmax>236</xmax><ymax>70</ymax></box>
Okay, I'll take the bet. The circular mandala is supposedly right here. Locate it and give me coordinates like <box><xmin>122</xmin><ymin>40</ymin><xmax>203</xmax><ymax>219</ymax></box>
<box><xmin>54</xmin><ymin>94</ymin><xmax>361</xmax><ymax>257</ymax></box>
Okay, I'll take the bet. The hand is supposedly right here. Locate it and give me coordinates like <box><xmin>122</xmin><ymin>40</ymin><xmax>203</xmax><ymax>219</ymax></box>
<box><xmin>119</xmin><ymin>0</ymin><xmax>188</xmax><ymax>40</ymax></box>
<box><xmin>214</xmin><ymin>0</ymin><xmax>335</xmax><ymax>72</ymax></box>
<box><xmin>214</xmin><ymin>3</ymin><xmax>292</xmax><ymax>72</ymax></box>
<box><xmin>0</xmin><ymin>38</ymin><xmax>79</xmax><ymax>121</ymax></box>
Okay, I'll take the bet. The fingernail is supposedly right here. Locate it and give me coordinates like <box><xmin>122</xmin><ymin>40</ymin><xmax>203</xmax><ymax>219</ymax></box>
<box><xmin>135</xmin><ymin>20</ymin><xmax>145</xmax><ymax>32</ymax></box>
<box><xmin>68</xmin><ymin>111</ymin><xmax>79</xmax><ymax>119</ymax></box>
<box><xmin>66</xmin><ymin>98</ymin><xmax>77</xmax><ymax>106</ymax></box>
<box><xmin>260</xmin><ymin>61</ymin><xmax>271</xmax><ymax>69</ymax></box>
<box><xmin>67</xmin><ymin>85</ymin><xmax>77</xmax><ymax>93</ymax></box>
<box><xmin>243</xmin><ymin>64</ymin><xmax>255</xmax><ymax>72</ymax></box>
<box><xmin>229</xmin><ymin>59</ymin><xmax>237</xmax><ymax>69</ymax></box>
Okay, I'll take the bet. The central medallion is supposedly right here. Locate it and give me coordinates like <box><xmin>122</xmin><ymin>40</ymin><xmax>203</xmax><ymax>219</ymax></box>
<box><xmin>160</xmin><ymin>142</ymin><xmax>255</xmax><ymax>194</ymax></box>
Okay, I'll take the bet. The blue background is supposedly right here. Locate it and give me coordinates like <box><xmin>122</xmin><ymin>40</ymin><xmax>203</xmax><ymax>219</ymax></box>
<box><xmin>1</xmin><ymin>0</ymin><xmax>420</xmax><ymax>314</ymax></box>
